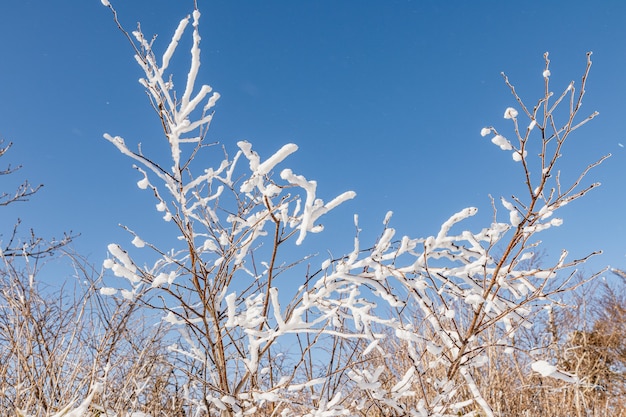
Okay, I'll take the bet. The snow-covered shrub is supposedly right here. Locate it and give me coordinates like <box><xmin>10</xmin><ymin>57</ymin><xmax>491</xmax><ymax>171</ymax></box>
<box><xmin>96</xmin><ymin>2</ymin><xmax>607</xmax><ymax>416</ymax></box>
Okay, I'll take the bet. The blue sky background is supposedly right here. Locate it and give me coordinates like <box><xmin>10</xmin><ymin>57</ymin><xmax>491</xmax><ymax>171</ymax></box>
<box><xmin>0</xmin><ymin>1</ymin><xmax>625</xmax><ymax>282</ymax></box>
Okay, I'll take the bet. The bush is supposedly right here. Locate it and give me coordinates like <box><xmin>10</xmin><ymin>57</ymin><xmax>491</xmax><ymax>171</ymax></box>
<box><xmin>2</xmin><ymin>2</ymin><xmax>615</xmax><ymax>416</ymax></box>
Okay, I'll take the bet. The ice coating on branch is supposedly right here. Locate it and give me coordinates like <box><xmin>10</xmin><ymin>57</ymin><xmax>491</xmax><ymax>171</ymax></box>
<box><xmin>288</xmin><ymin>377</ymin><xmax>327</xmax><ymax>391</ymax></box>
<box><xmin>121</xmin><ymin>289</ymin><xmax>135</xmax><ymax>300</ymax></box>
<box><xmin>371</xmin><ymin>227</ymin><xmax>395</xmax><ymax>261</ymax></box>
<box><xmin>204</xmin><ymin>92</ymin><xmax>220</xmax><ymax>112</ymax></box>
<box><xmin>137</xmin><ymin>177</ymin><xmax>149</xmax><ymax>189</ymax></box>
<box><xmin>465</xmin><ymin>293</ymin><xmax>483</xmax><ymax>309</ymax></box>
<box><xmin>107</xmin><ymin>244</ymin><xmax>135</xmax><ymax>272</ymax></box>
<box><xmin>503</xmin><ymin>107</ymin><xmax>518</xmax><ymax>119</ymax></box>
<box><xmin>480</xmin><ymin>127</ymin><xmax>491</xmax><ymax>137</ymax></box>
<box><xmin>512</xmin><ymin>149</ymin><xmax>527</xmax><ymax>162</ymax></box>
<box><xmin>237</xmin><ymin>141</ymin><xmax>260</xmax><ymax>172</ymax></box>
<box><xmin>256</xmin><ymin>143</ymin><xmax>298</xmax><ymax>175</ymax></box>
<box><xmin>491</xmin><ymin>135</ymin><xmax>512</xmax><ymax>151</ymax></box>
<box><xmin>100</xmin><ymin>287</ymin><xmax>117</xmax><ymax>296</ymax></box>
<box><xmin>532</xmin><ymin>360</ymin><xmax>579</xmax><ymax>383</ymax></box>
<box><xmin>280</xmin><ymin>168</ymin><xmax>356</xmax><ymax>244</ymax></box>
<box><xmin>179</xmin><ymin>11</ymin><xmax>202</xmax><ymax>120</ymax></box>
<box><xmin>501</xmin><ymin>197</ymin><xmax>521</xmax><ymax>227</ymax></box>
<box><xmin>104</xmin><ymin>133</ymin><xmax>175</xmax><ymax>190</ymax></box>
<box><xmin>500</xmin><ymin>198</ymin><xmax>515</xmax><ymax>212</ymax></box>
<box><xmin>151</xmin><ymin>272</ymin><xmax>170</xmax><ymax>288</ymax></box>
<box><xmin>100</xmin><ymin>0</ymin><xmax>110</xmax><ymax>6</ymax></box>
<box><xmin>161</xmin><ymin>17</ymin><xmax>190</xmax><ymax>72</ymax></box>
<box><xmin>551</xmin><ymin>218</ymin><xmax>563</xmax><ymax>227</ymax></box>
<box><xmin>237</xmin><ymin>140</ymin><xmax>298</xmax><ymax>178</ymax></box>
<box><xmin>435</xmin><ymin>207</ymin><xmax>478</xmax><ymax>243</ymax></box>
<box><xmin>538</xmin><ymin>204</ymin><xmax>553</xmax><ymax>219</ymax></box>
<box><xmin>237</xmin><ymin>142</ymin><xmax>302</xmax><ymax>199</ymax></box>
<box><xmin>105</xmin><ymin>243</ymin><xmax>141</xmax><ymax>283</ymax></box>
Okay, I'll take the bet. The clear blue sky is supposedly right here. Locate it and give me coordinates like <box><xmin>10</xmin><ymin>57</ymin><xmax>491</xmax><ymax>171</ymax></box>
<box><xmin>0</xmin><ymin>1</ymin><xmax>624</xmax><ymax>281</ymax></box>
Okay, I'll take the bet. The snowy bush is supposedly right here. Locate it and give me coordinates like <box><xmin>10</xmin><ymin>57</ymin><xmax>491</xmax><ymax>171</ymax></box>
<box><xmin>68</xmin><ymin>2</ymin><xmax>610</xmax><ymax>416</ymax></box>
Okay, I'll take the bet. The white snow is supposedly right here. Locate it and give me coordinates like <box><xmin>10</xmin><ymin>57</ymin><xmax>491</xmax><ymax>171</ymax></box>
<box><xmin>100</xmin><ymin>287</ymin><xmax>117</xmax><ymax>296</ymax></box>
<box><xmin>464</xmin><ymin>293</ymin><xmax>483</xmax><ymax>308</ymax></box>
<box><xmin>542</xmin><ymin>69</ymin><xmax>551</xmax><ymax>78</ymax></box>
<box><xmin>280</xmin><ymin>167</ymin><xmax>355</xmax><ymax>245</ymax></box>
<box><xmin>491</xmin><ymin>135</ymin><xmax>512</xmax><ymax>150</ymax></box>
<box><xmin>256</xmin><ymin>143</ymin><xmax>298</xmax><ymax>175</ymax></box>
<box><xmin>503</xmin><ymin>107</ymin><xmax>518</xmax><ymax>119</ymax></box>
<box><xmin>161</xmin><ymin>17</ymin><xmax>190</xmax><ymax>72</ymax></box>
<box><xmin>152</xmin><ymin>273</ymin><xmax>170</xmax><ymax>288</ymax></box>
<box><xmin>480</xmin><ymin>127</ymin><xmax>491</xmax><ymax>137</ymax></box>
<box><xmin>288</xmin><ymin>377</ymin><xmax>327</xmax><ymax>391</ymax></box>
<box><xmin>509</xmin><ymin>210</ymin><xmax>522</xmax><ymax>227</ymax></box>
<box><xmin>107</xmin><ymin>244</ymin><xmax>136</xmax><ymax>272</ymax></box>
<box><xmin>204</xmin><ymin>91</ymin><xmax>220</xmax><ymax>111</ymax></box>
<box><xmin>531</xmin><ymin>360</ymin><xmax>579</xmax><ymax>383</ymax></box>
<box><xmin>137</xmin><ymin>177</ymin><xmax>149</xmax><ymax>189</ymax></box>
<box><xmin>131</xmin><ymin>236</ymin><xmax>145</xmax><ymax>248</ymax></box>
<box><xmin>512</xmin><ymin>149</ymin><xmax>527</xmax><ymax>162</ymax></box>
<box><xmin>391</xmin><ymin>367</ymin><xmax>415</xmax><ymax>394</ymax></box>
<box><xmin>501</xmin><ymin>198</ymin><xmax>522</xmax><ymax>226</ymax></box>
<box><xmin>120</xmin><ymin>289</ymin><xmax>134</xmax><ymax>300</ymax></box>
<box><xmin>550</xmin><ymin>218</ymin><xmax>563</xmax><ymax>227</ymax></box>
<box><xmin>534</xmin><ymin>270</ymin><xmax>556</xmax><ymax>279</ymax></box>
<box><xmin>538</xmin><ymin>205</ymin><xmax>553</xmax><ymax>219</ymax></box>
<box><xmin>426</xmin><ymin>342</ymin><xmax>443</xmax><ymax>355</ymax></box>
